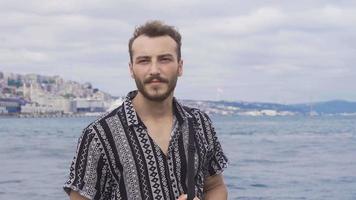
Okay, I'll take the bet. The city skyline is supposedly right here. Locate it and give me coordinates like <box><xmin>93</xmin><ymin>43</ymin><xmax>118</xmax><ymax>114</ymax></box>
<box><xmin>1</xmin><ymin>0</ymin><xmax>356</xmax><ymax>103</ymax></box>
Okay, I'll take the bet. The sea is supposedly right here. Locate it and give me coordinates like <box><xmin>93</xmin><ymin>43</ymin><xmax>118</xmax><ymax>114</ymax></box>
<box><xmin>0</xmin><ymin>115</ymin><xmax>356</xmax><ymax>200</ymax></box>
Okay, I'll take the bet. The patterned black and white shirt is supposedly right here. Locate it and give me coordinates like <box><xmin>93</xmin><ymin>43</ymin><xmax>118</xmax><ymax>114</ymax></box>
<box><xmin>63</xmin><ymin>90</ymin><xmax>228</xmax><ymax>200</ymax></box>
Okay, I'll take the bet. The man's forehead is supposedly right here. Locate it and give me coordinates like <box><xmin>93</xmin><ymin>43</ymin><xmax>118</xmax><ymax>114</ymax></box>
<box><xmin>131</xmin><ymin>35</ymin><xmax>177</xmax><ymax>58</ymax></box>
<box><xmin>135</xmin><ymin>53</ymin><xmax>174</xmax><ymax>59</ymax></box>
<box><xmin>133</xmin><ymin>35</ymin><xmax>177</xmax><ymax>45</ymax></box>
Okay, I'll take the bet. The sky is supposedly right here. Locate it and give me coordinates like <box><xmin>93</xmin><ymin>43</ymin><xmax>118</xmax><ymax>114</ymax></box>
<box><xmin>1</xmin><ymin>0</ymin><xmax>356</xmax><ymax>104</ymax></box>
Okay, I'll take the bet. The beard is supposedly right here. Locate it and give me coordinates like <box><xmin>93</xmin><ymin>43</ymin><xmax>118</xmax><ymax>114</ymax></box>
<box><xmin>133</xmin><ymin>74</ymin><xmax>178</xmax><ymax>102</ymax></box>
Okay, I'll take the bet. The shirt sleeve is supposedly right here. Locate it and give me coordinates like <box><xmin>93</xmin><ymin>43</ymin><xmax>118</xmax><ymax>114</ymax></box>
<box><xmin>202</xmin><ymin>113</ymin><xmax>229</xmax><ymax>177</ymax></box>
<box><xmin>63</xmin><ymin>125</ymin><xmax>111</xmax><ymax>200</ymax></box>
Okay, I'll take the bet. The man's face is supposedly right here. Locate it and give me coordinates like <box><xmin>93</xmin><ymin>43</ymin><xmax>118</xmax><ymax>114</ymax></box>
<box><xmin>129</xmin><ymin>35</ymin><xmax>183</xmax><ymax>102</ymax></box>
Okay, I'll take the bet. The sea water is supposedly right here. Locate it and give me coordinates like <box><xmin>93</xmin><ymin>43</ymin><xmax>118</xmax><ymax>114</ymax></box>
<box><xmin>0</xmin><ymin>115</ymin><xmax>355</xmax><ymax>200</ymax></box>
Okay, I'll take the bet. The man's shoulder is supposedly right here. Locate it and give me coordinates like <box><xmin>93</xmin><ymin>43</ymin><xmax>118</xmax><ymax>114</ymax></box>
<box><xmin>82</xmin><ymin>104</ymin><xmax>124</xmax><ymax>132</ymax></box>
<box><xmin>180</xmin><ymin>104</ymin><xmax>211</xmax><ymax>121</ymax></box>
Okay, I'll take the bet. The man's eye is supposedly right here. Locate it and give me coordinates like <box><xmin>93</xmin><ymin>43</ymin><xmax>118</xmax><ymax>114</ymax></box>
<box><xmin>160</xmin><ymin>58</ymin><xmax>172</xmax><ymax>62</ymax></box>
<box><xmin>137</xmin><ymin>60</ymin><xmax>149</xmax><ymax>64</ymax></box>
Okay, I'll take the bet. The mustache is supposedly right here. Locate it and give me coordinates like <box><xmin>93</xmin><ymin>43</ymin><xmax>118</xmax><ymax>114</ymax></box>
<box><xmin>144</xmin><ymin>75</ymin><xmax>168</xmax><ymax>84</ymax></box>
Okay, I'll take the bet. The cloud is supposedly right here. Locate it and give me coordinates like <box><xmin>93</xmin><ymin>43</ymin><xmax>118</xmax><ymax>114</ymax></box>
<box><xmin>0</xmin><ymin>1</ymin><xmax>356</xmax><ymax>102</ymax></box>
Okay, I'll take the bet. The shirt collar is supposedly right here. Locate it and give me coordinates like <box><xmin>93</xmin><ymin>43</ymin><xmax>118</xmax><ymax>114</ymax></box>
<box><xmin>122</xmin><ymin>90</ymin><xmax>192</xmax><ymax>127</ymax></box>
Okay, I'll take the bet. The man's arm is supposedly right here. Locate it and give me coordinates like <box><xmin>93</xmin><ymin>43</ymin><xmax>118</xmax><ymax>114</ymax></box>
<box><xmin>69</xmin><ymin>191</ymin><xmax>89</xmax><ymax>200</ymax></box>
<box><xmin>203</xmin><ymin>174</ymin><xmax>228</xmax><ymax>200</ymax></box>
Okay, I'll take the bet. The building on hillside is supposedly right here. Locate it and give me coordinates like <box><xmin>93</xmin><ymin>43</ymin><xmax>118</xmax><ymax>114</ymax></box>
<box><xmin>75</xmin><ymin>99</ymin><xmax>106</xmax><ymax>112</ymax></box>
<box><xmin>0</xmin><ymin>98</ymin><xmax>22</xmax><ymax>113</ymax></box>
<box><xmin>51</xmin><ymin>97</ymin><xmax>76</xmax><ymax>113</ymax></box>
<box><xmin>21</xmin><ymin>102</ymin><xmax>62</xmax><ymax>114</ymax></box>
<box><xmin>0</xmin><ymin>106</ymin><xmax>7</xmax><ymax>114</ymax></box>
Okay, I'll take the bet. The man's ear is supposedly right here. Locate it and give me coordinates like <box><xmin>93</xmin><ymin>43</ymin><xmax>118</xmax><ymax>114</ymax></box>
<box><xmin>178</xmin><ymin>60</ymin><xmax>183</xmax><ymax>77</ymax></box>
<box><xmin>129</xmin><ymin>62</ymin><xmax>134</xmax><ymax>78</ymax></box>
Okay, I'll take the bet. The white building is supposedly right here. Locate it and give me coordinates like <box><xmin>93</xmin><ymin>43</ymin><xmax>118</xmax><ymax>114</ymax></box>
<box><xmin>51</xmin><ymin>97</ymin><xmax>76</xmax><ymax>113</ymax></box>
<box><xmin>0</xmin><ymin>106</ymin><xmax>7</xmax><ymax>113</ymax></box>
<box><xmin>75</xmin><ymin>98</ymin><xmax>106</xmax><ymax>112</ymax></box>
<box><xmin>21</xmin><ymin>103</ymin><xmax>61</xmax><ymax>114</ymax></box>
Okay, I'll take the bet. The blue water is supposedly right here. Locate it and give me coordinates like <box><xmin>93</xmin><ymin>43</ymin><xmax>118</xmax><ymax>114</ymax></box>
<box><xmin>0</xmin><ymin>115</ymin><xmax>356</xmax><ymax>200</ymax></box>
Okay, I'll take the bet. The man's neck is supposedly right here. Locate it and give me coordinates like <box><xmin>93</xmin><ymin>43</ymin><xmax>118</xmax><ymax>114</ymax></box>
<box><xmin>132</xmin><ymin>91</ymin><xmax>174</xmax><ymax>121</ymax></box>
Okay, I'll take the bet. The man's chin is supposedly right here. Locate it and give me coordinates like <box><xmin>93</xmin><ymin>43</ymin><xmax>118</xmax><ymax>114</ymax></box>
<box><xmin>145</xmin><ymin>92</ymin><xmax>169</xmax><ymax>102</ymax></box>
<box><xmin>141</xmin><ymin>89</ymin><xmax>172</xmax><ymax>102</ymax></box>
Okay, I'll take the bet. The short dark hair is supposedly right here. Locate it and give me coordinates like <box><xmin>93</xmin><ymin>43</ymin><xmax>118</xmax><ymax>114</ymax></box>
<box><xmin>128</xmin><ymin>20</ymin><xmax>182</xmax><ymax>62</ymax></box>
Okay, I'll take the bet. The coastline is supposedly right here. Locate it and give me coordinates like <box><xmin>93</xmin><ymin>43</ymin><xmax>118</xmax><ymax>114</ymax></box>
<box><xmin>0</xmin><ymin>112</ymin><xmax>103</xmax><ymax>118</ymax></box>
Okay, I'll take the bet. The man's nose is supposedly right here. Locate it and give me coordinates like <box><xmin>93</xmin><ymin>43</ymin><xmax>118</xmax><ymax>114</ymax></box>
<box><xmin>149</xmin><ymin>61</ymin><xmax>160</xmax><ymax>75</ymax></box>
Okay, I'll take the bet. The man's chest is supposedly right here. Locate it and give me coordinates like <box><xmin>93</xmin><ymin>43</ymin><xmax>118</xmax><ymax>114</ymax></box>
<box><xmin>104</xmin><ymin>116</ymin><xmax>188</xmax><ymax>198</ymax></box>
<box><xmin>101</xmin><ymin>114</ymin><xmax>210</xmax><ymax>199</ymax></box>
<box><xmin>144</xmin><ymin>119</ymin><xmax>176</xmax><ymax>156</ymax></box>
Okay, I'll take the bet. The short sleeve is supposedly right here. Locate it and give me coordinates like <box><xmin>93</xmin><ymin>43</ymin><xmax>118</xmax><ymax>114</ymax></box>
<box><xmin>63</xmin><ymin>126</ymin><xmax>111</xmax><ymax>199</ymax></box>
<box><xmin>202</xmin><ymin>113</ymin><xmax>229</xmax><ymax>177</ymax></box>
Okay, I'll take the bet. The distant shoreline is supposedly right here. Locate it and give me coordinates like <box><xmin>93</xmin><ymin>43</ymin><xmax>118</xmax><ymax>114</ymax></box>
<box><xmin>0</xmin><ymin>112</ymin><xmax>103</xmax><ymax>118</ymax></box>
<box><xmin>1</xmin><ymin>113</ymin><xmax>356</xmax><ymax>120</ymax></box>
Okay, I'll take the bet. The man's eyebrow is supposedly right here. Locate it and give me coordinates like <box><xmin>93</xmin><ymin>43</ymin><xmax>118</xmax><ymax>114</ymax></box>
<box><xmin>135</xmin><ymin>56</ymin><xmax>150</xmax><ymax>60</ymax></box>
<box><xmin>157</xmin><ymin>54</ymin><xmax>174</xmax><ymax>58</ymax></box>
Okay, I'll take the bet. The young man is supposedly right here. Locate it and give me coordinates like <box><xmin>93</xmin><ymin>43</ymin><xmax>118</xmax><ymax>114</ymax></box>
<box><xmin>63</xmin><ymin>20</ymin><xmax>228</xmax><ymax>200</ymax></box>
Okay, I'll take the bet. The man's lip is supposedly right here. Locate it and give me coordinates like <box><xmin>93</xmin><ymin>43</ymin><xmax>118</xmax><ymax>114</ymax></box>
<box><xmin>149</xmin><ymin>79</ymin><xmax>163</xmax><ymax>83</ymax></box>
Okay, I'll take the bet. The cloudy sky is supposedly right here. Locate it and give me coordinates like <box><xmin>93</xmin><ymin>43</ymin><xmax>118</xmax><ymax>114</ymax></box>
<box><xmin>1</xmin><ymin>0</ymin><xmax>355</xmax><ymax>103</ymax></box>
